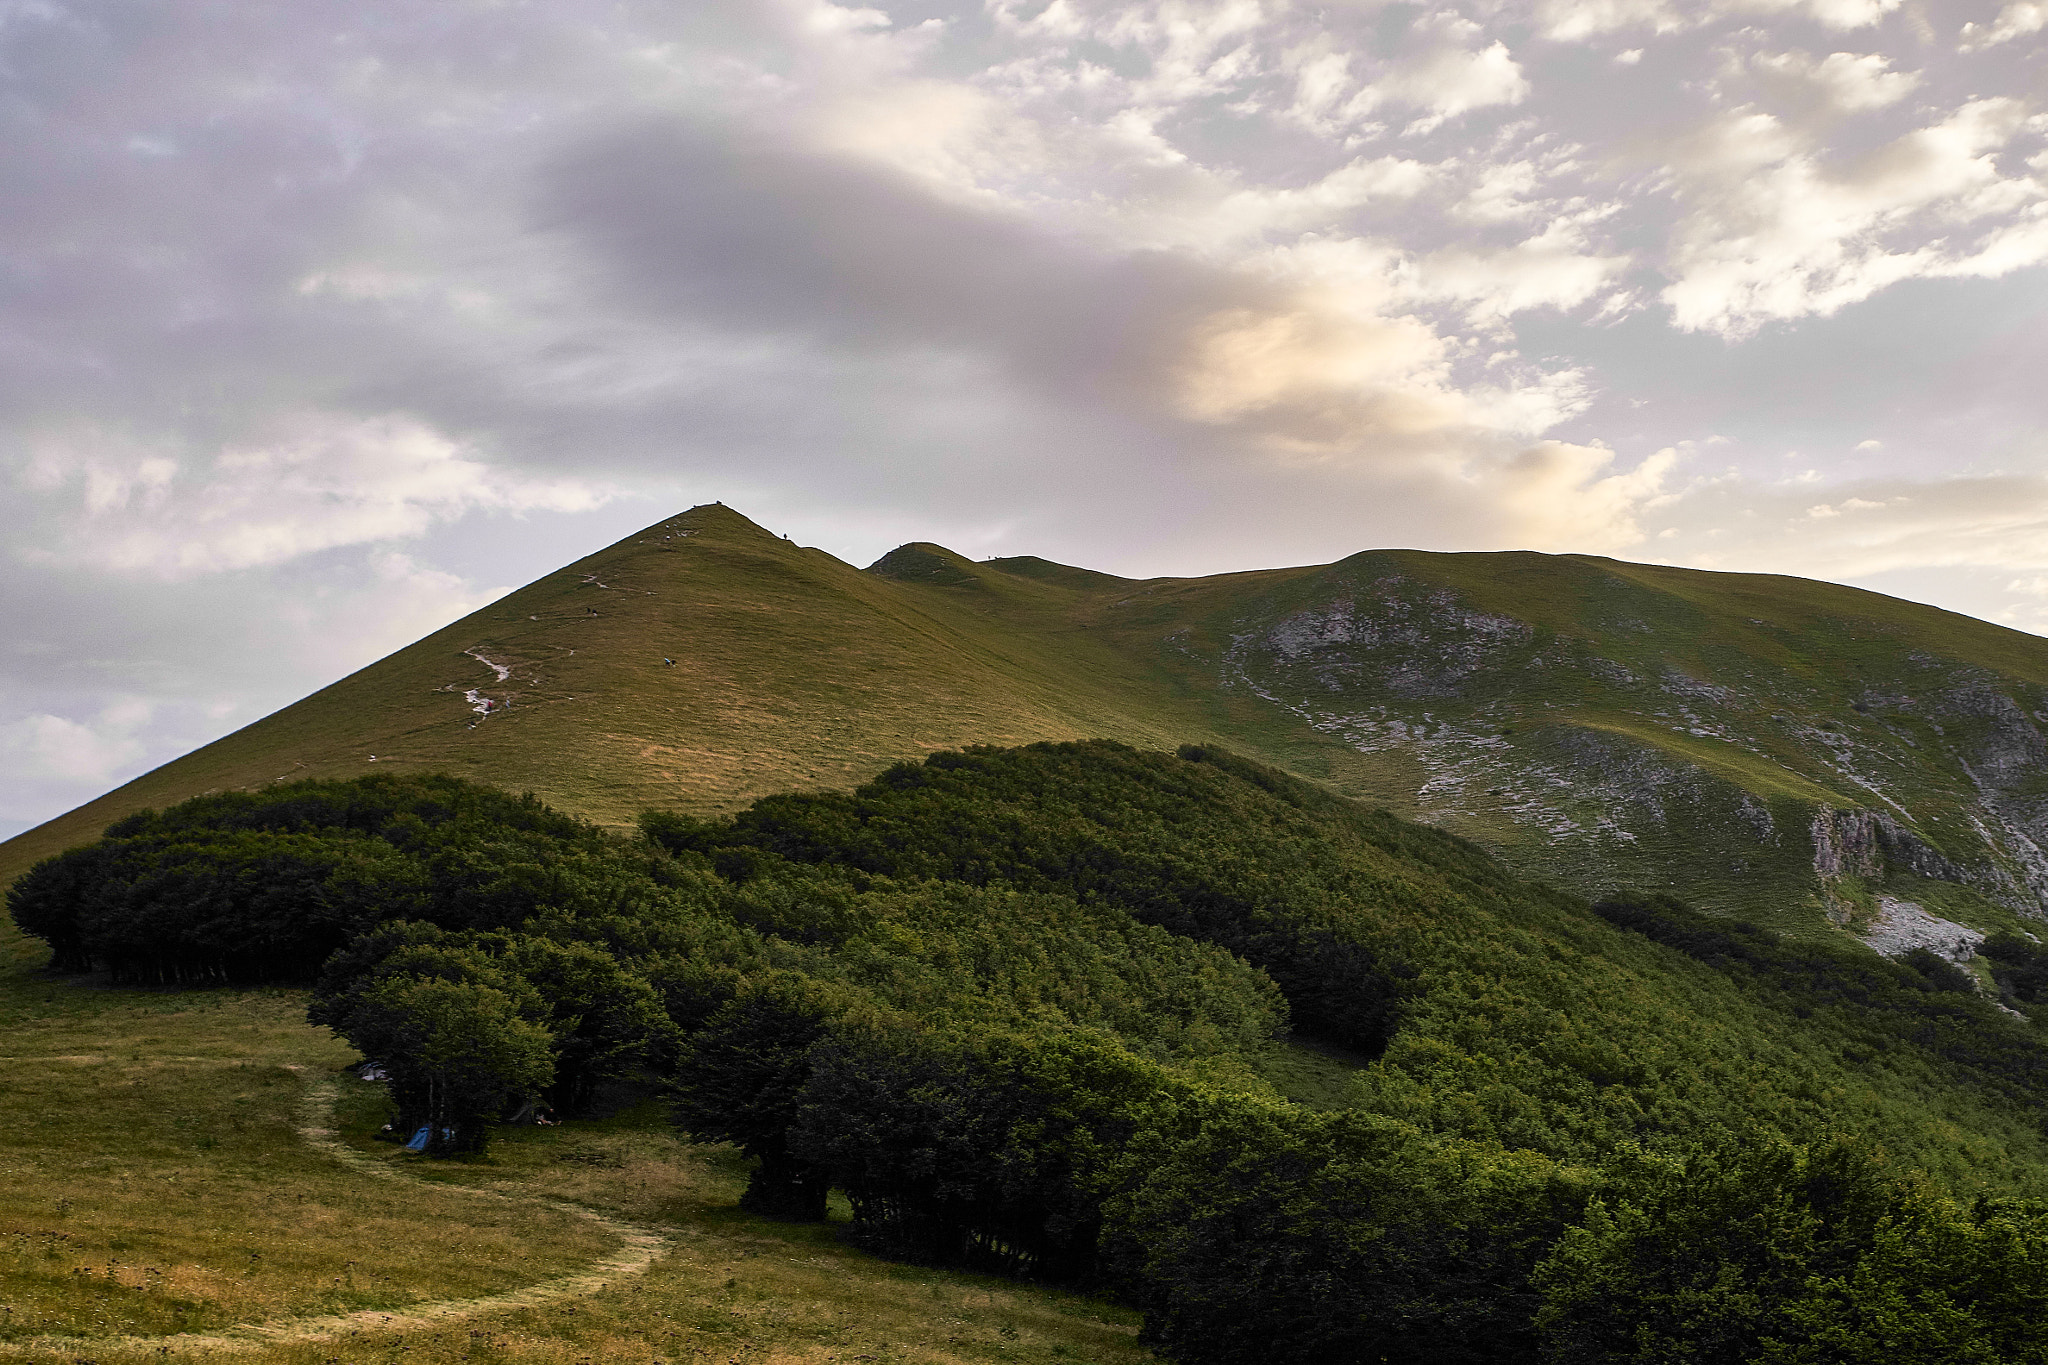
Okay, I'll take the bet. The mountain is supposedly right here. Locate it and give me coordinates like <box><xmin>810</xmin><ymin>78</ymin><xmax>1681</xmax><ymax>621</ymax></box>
<box><xmin>1081</xmin><ymin>544</ymin><xmax>2048</xmax><ymax>941</ymax></box>
<box><xmin>0</xmin><ymin>505</ymin><xmax>1212</xmax><ymax>886</ymax></box>
<box><xmin>10</xmin><ymin>503</ymin><xmax>2048</xmax><ymax>952</ymax></box>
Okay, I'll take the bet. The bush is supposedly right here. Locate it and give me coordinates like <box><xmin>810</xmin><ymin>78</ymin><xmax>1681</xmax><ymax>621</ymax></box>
<box><xmin>792</xmin><ymin>1026</ymin><xmax>1175</xmax><ymax>1282</ymax></box>
<box><xmin>1981</xmin><ymin>931</ymin><xmax>2048</xmax><ymax>1009</ymax></box>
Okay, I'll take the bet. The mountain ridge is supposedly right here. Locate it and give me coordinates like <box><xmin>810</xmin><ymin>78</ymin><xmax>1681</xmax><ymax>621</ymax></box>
<box><xmin>0</xmin><ymin>505</ymin><xmax>1211</xmax><ymax>886</ymax></box>
<box><xmin>11</xmin><ymin>504</ymin><xmax>2048</xmax><ymax>958</ymax></box>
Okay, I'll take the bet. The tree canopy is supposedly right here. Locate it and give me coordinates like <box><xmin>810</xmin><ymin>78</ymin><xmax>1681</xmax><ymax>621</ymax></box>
<box><xmin>17</xmin><ymin>746</ymin><xmax>2048</xmax><ymax>1362</ymax></box>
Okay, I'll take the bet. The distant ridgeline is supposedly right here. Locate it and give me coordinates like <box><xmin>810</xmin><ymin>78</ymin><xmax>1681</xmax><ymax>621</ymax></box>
<box><xmin>14</xmin><ymin>745</ymin><xmax>2048</xmax><ymax>1362</ymax></box>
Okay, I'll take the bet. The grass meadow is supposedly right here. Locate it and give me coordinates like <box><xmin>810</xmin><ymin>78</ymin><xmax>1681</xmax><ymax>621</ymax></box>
<box><xmin>0</xmin><ymin>925</ymin><xmax>1155</xmax><ymax>1365</ymax></box>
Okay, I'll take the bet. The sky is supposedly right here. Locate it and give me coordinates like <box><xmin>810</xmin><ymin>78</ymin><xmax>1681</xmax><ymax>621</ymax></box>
<box><xmin>3</xmin><ymin>0</ymin><xmax>2047</xmax><ymax>840</ymax></box>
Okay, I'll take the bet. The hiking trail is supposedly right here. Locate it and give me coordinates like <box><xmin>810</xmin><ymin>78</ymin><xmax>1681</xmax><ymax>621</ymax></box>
<box><xmin>12</xmin><ymin>1066</ymin><xmax>670</xmax><ymax>1356</ymax></box>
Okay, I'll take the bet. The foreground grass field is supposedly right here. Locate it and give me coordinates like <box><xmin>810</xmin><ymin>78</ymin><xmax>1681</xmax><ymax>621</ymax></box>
<box><xmin>0</xmin><ymin>926</ymin><xmax>1155</xmax><ymax>1365</ymax></box>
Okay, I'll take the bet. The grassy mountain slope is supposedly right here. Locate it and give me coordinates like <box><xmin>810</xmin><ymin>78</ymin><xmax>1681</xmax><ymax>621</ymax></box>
<box><xmin>11</xmin><ymin>505</ymin><xmax>2048</xmax><ymax>951</ymax></box>
<box><xmin>0</xmin><ymin>506</ymin><xmax>1216</xmax><ymax>888</ymax></box>
<box><xmin>1074</xmin><ymin>547</ymin><xmax>2048</xmax><ymax>937</ymax></box>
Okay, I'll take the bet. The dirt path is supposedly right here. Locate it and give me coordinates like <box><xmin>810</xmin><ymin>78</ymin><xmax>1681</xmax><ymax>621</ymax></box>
<box><xmin>11</xmin><ymin>1067</ymin><xmax>671</xmax><ymax>1355</ymax></box>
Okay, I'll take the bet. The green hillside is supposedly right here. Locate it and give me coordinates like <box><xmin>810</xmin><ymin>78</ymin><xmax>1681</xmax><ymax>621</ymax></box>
<box><xmin>11</xmin><ymin>503</ymin><xmax>2048</xmax><ymax>959</ymax></box>
<box><xmin>0</xmin><ymin>506</ymin><xmax>1216</xmax><ymax>887</ymax></box>
<box><xmin>16</xmin><ymin>747</ymin><xmax>2048</xmax><ymax>1363</ymax></box>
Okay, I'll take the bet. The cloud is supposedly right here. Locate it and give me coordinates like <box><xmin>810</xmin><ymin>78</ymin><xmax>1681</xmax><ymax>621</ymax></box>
<box><xmin>1458</xmin><ymin>160</ymin><xmax>1545</xmax><ymax>222</ymax></box>
<box><xmin>1746</xmin><ymin>49</ymin><xmax>1921</xmax><ymax>115</ymax></box>
<box><xmin>1960</xmin><ymin>2</ymin><xmax>2047</xmax><ymax>50</ymax></box>
<box><xmin>1</xmin><ymin>702</ymin><xmax>153</xmax><ymax>784</ymax></box>
<box><xmin>1653</xmin><ymin>471</ymin><xmax>2048</xmax><ymax>582</ymax></box>
<box><xmin>540</xmin><ymin>115</ymin><xmax>1601</xmax><ymax>474</ymax></box>
<box><xmin>1171</xmin><ymin>298</ymin><xmax>1464</xmax><ymax>448</ymax></box>
<box><xmin>1729</xmin><ymin>0</ymin><xmax>1903</xmax><ymax>28</ymax></box>
<box><xmin>1536</xmin><ymin>0</ymin><xmax>1687</xmax><ymax>40</ymax></box>
<box><xmin>1283</xmin><ymin>14</ymin><xmax>1530</xmax><ymax>136</ymax></box>
<box><xmin>1661</xmin><ymin>98</ymin><xmax>2048</xmax><ymax>335</ymax></box>
<box><xmin>1379</xmin><ymin>36</ymin><xmax>1531</xmax><ymax>134</ymax></box>
<box><xmin>539</xmin><ymin>117</ymin><xmax>1222</xmax><ymax>389</ymax></box>
<box><xmin>1493</xmin><ymin>441</ymin><xmax>1678</xmax><ymax>551</ymax></box>
<box><xmin>1536</xmin><ymin>0</ymin><xmax>1898</xmax><ymax>38</ymax></box>
<box><xmin>291</xmin><ymin>549</ymin><xmax>511</xmax><ymax>675</ymax></box>
<box><xmin>1207</xmin><ymin>157</ymin><xmax>1432</xmax><ymax>243</ymax></box>
<box><xmin>1409</xmin><ymin>217</ymin><xmax>1630</xmax><ymax>322</ymax></box>
<box><xmin>20</xmin><ymin>415</ymin><xmax>610</xmax><ymax>578</ymax></box>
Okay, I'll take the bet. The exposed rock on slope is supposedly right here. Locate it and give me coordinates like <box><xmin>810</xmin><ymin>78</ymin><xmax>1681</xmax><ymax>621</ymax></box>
<box><xmin>1062</xmin><ymin>547</ymin><xmax>2048</xmax><ymax>934</ymax></box>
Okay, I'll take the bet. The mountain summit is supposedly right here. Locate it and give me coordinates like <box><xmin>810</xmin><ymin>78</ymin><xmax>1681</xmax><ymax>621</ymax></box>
<box><xmin>10</xmin><ymin>505</ymin><xmax>2048</xmax><ymax>949</ymax></box>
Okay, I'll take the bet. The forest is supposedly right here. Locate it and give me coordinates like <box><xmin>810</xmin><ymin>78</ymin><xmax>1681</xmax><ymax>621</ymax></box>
<box><xmin>13</xmin><ymin>742</ymin><xmax>2048</xmax><ymax>1363</ymax></box>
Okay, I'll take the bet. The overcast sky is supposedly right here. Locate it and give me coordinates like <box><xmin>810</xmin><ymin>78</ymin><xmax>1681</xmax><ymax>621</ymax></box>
<box><xmin>4</xmin><ymin>0</ymin><xmax>2047</xmax><ymax>839</ymax></box>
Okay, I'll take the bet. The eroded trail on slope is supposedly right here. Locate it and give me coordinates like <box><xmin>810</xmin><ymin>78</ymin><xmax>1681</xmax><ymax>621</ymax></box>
<box><xmin>14</xmin><ymin>1066</ymin><xmax>671</xmax><ymax>1355</ymax></box>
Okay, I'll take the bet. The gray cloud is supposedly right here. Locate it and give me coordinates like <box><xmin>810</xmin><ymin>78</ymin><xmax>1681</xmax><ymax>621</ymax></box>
<box><xmin>536</xmin><ymin>117</ymin><xmax>1240</xmax><ymax>415</ymax></box>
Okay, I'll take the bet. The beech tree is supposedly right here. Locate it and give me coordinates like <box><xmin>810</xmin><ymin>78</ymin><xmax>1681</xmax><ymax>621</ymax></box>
<box><xmin>338</xmin><ymin>976</ymin><xmax>554</xmax><ymax>1155</ymax></box>
<box><xmin>669</xmin><ymin>973</ymin><xmax>849</xmax><ymax>1220</ymax></box>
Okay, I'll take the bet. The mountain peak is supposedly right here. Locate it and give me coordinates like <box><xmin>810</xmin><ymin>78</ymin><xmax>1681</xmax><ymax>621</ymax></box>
<box><xmin>866</xmin><ymin>542</ymin><xmax>987</xmax><ymax>588</ymax></box>
<box><xmin>984</xmin><ymin>555</ymin><xmax>1134</xmax><ymax>593</ymax></box>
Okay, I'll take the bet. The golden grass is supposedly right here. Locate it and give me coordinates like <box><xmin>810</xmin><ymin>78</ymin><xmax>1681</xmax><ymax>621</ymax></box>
<box><xmin>0</xmin><ymin>1060</ymin><xmax>613</xmax><ymax>1339</ymax></box>
<box><xmin>0</xmin><ymin>929</ymin><xmax>1158</xmax><ymax>1365</ymax></box>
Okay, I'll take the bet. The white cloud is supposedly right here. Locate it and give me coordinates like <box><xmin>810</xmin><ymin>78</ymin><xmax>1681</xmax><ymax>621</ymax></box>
<box><xmin>1492</xmin><ymin>442</ymin><xmax>1678</xmax><ymax>551</ymax></box>
<box><xmin>1206</xmin><ymin>156</ymin><xmax>1432</xmax><ymax>244</ymax></box>
<box><xmin>1661</xmin><ymin>98</ymin><xmax>2048</xmax><ymax>334</ymax></box>
<box><xmin>1655</xmin><ymin>472</ymin><xmax>2048</xmax><ymax>582</ymax></box>
<box><xmin>1458</xmin><ymin>160</ymin><xmax>1544</xmax><ymax>222</ymax></box>
<box><xmin>1537</xmin><ymin>0</ymin><xmax>1686</xmax><ymax>40</ymax></box>
<box><xmin>1171</xmin><ymin>295</ymin><xmax>1465</xmax><ymax>449</ymax></box>
<box><xmin>24</xmin><ymin>416</ymin><xmax>611</xmax><ymax>577</ymax></box>
<box><xmin>1273</xmin><ymin>15</ymin><xmax>1528</xmax><ymax>136</ymax></box>
<box><xmin>1960</xmin><ymin>1</ymin><xmax>2047</xmax><ymax>50</ymax></box>
<box><xmin>1079</xmin><ymin>0</ymin><xmax>1267</xmax><ymax>107</ymax></box>
<box><xmin>812</xmin><ymin>80</ymin><xmax>1037</xmax><ymax>203</ymax></box>
<box><xmin>1748</xmin><ymin>50</ymin><xmax>1920</xmax><ymax>114</ymax></box>
<box><xmin>1410</xmin><ymin>217</ymin><xmax>1629</xmax><ymax>321</ymax></box>
<box><xmin>1382</xmin><ymin>37</ymin><xmax>1530</xmax><ymax>134</ymax></box>
<box><xmin>1726</xmin><ymin>0</ymin><xmax>1903</xmax><ymax>28</ymax></box>
<box><xmin>2</xmin><ymin>701</ymin><xmax>153</xmax><ymax>783</ymax></box>
<box><xmin>1539</xmin><ymin>0</ymin><xmax>1899</xmax><ymax>37</ymax></box>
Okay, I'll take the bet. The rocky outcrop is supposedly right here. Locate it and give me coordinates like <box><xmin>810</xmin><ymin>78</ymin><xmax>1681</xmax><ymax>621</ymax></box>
<box><xmin>1809</xmin><ymin>808</ymin><xmax>1965</xmax><ymax>883</ymax></box>
<box><xmin>1861</xmin><ymin>896</ymin><xmax>1984</xmax><ymax>964</ymax></box>
<box><xmin>1199</xmin><ymin>551</ymin><xmax>2048</xmax><ymax>929</ymax></box>
<box><xmin>1256</xmin><ymin>577</ymin><xmax>1537</xmax><ymax>701</ymax></box>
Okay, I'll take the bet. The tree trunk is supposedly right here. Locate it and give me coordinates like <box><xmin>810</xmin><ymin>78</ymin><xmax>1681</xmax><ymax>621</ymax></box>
<box><xmin>740</xmin><ymin>1147</ymin><xmax>830</xmax><ymax>1221</ymax></box>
